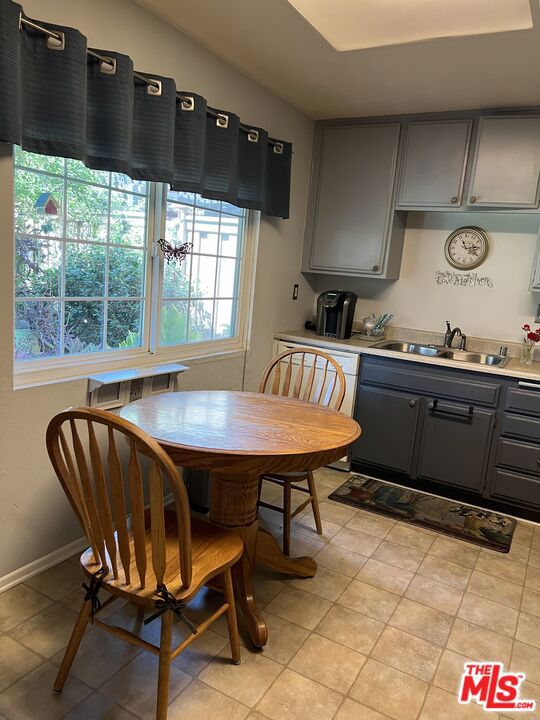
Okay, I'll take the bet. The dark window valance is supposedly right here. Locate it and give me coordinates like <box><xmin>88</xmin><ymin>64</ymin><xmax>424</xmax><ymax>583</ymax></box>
<box><xmin>0</xmin><ymin>0</ymin><xmax>292</xmax><ymax>218</ymax></box>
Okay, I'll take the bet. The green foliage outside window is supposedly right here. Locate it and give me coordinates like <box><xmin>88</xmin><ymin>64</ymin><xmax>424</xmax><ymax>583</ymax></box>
<box><xmin>14</xmin><ymin>149</ymin><xmax>245</xmax><ymax>364</ymax></box>
<box><xmin>14</xmin><ymin>149</ymin><xmax>148</xmax><ymax>359</ymax></box>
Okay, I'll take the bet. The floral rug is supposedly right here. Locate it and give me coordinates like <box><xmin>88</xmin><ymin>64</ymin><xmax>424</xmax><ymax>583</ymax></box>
<box><xmin>329</xmin><ymin>474</ymin><xmax>516</xmax><ymax>552</ymax></box>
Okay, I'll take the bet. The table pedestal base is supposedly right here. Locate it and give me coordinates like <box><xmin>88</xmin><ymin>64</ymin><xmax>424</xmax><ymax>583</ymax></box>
<box><xmin>209</xmin><ymin>471</ymin><xmax>318</xmax><ymax>648</ymax></box>
<box><xmin>256</xmin><ymin>526</ymin><xmax>317</xmax><ymax>578</ymax></box>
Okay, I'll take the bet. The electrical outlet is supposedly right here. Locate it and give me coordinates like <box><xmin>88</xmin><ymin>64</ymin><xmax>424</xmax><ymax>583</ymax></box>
<box><xmin>129</xmin><ymin>378</ymin><xmax>144</xmax><ymax>402</ymax></box>
<box><xmin>292</xmin><ymin>283</ymin><xmax>299</xmax><ymax>300</ymax></box>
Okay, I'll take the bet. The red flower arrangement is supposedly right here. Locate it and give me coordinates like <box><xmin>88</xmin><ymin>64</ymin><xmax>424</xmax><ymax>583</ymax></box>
<box><xmin>522</xmin><ymin>324</ymin><xmax>540</xmax><ymax>342</ymax></box>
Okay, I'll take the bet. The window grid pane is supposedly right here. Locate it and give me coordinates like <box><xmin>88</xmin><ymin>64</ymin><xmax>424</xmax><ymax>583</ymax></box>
<box><xmin>14</xmin><ymin>150</ymin><xmax>149</xmax><ymax>361</ymax></box>
<box><xmin>13</xmin><ymin>149</ymin><xmax>249</xmax><ymax>366</ymax></box>
<box><xmin>160</xmin><ymin>192</ymin><xmax>246</xmax><ymax>347</ymax></box>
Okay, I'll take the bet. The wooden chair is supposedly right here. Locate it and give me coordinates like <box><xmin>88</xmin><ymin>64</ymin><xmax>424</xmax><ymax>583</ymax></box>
<box><xmin>46</xmin><ymin>407</ymin><xmax>243</xmax><ymax>720</ymax></box>
<box><xmin>258</xmin><ymin>348</ymin><xmax>346</xmax><ymax>555</ymax></box>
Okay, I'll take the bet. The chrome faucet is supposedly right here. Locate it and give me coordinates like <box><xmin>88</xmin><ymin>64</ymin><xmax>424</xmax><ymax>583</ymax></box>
<box><xmin>444</xmin><ymin>321</ymin><xmax>467</xmax><ymax>350</ymax></box>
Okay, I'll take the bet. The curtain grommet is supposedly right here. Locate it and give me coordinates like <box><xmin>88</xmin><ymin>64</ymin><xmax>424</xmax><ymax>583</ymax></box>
<box><xmin>180</xmin><ymin>96</ymin><xmax>195</xmax><ymax>111</ymax></box>
<box><xmin>248</xmin><ymin>130</ymin><xmax>259</xmax><ymax>143</ymax></box>
<box><xmin>46</xmin><ymin>30</ymin><xmax>65</xmax><ymax>51</ymax></box>
<box><xmin>216</xmin><ymin>113</ymin><xmax>229</xmax><ymax>129</ymax></box>
<box><xmin>273</xmin><ymin>142</ymin><xmax>284</xmax><ymax>155</ymax></box>
<box><xmin>19</xmin><ymin>14</ymin><xmax>65</xmax><ymax>51</ymax></box>
<box><xmin>100</xmin><ymin>57</ymin><xmax>117</xmax><ymax>75</ymax></box>
<box><xmin>146</xmin><ymin>79</ymin><xmax>162</xmax><ymax>97</ymax></box>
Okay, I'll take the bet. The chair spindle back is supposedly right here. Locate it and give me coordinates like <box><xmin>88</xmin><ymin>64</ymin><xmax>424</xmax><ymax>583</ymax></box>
<box><xmin>259</xmin><ymin>348</ymin><xmax>346</xmax><ymax>410</ymax></box>
<box><xmin>46</xmin><ymin>407</ymin><xmax>192</xmax><ymax>590</ymax></box>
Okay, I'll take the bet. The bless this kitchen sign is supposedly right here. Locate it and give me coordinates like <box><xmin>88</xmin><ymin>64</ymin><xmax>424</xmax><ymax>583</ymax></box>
<box><xmin>435</xmin><ymin>270</ymin><xmax>494</xmax><ymax>288</ymax></box>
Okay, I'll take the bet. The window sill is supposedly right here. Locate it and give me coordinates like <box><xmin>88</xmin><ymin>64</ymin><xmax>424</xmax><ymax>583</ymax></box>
<box><xmin>13</xmin><ymin>341</ymin><xmax>247</xmax><ymax>390</ymax></box>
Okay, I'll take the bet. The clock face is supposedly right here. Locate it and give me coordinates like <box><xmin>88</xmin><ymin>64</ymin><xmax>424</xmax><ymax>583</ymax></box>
<box><xmin>444</xmin><ymin>227</ymin><xmax>489</xmax><ymax>270</ymax></box>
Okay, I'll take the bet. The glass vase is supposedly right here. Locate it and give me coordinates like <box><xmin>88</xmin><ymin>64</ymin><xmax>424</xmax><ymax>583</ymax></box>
<box><xmin>521</xmin><ymin>339</ymin><xmax>535</xmax><ymax>366</ymax></box>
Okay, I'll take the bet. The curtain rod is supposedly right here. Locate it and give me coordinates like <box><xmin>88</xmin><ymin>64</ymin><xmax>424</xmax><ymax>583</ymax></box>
<box><xmin>18</xmin><ymin>14</ymin><xmax>284</xmax><ymax>154</ymax></box>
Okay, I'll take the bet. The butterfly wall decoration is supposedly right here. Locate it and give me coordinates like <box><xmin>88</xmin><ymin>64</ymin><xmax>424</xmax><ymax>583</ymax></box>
<box><xmin>157</xmin><ymin>238</ymin><xmax>192</xmax><ymax>265</ymax></box>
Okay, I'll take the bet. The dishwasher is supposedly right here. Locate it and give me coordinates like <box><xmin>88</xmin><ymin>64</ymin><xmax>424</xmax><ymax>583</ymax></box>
<box><xmin>273</xmin><ymin>338</ymin><xmax>360</xmax><ymax>469</ymax></box>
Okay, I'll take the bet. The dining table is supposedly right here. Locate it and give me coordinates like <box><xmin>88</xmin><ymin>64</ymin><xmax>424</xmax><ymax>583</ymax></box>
<box><xmin>119</xmin><ymin>390</ymin><xmax>361</xmax><ymax>647</ymax></box>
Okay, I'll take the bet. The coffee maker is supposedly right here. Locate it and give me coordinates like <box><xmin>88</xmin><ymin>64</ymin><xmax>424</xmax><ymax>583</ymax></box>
<box><xmin>316</xmin><ymin>290</ymin><xmax>357</xmax><ymax>339</ymax></box>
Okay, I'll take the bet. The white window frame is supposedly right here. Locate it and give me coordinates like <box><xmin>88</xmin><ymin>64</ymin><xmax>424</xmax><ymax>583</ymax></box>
<box><xmin>12</xmin><ymin>152</ymin><xmax>259</xmax><ymax>388</ymax></box>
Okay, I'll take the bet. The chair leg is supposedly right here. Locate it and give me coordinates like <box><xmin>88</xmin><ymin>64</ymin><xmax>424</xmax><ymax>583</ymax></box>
<box><xmin>136</xmin><ymin>605</ymin><xmax>145</xmax><ymax>622</ymax></box>
<box><xmin>54</xmin><ymin>600</ymin><xmax>92</xmax><ymax>693</ymax></box>
<box><xmin>257</xmin><ymin>477</ymin><xmax>263</xmax><ymax>505</ymax></box>
<box><xmin>283</xmin><ymin>481</ymin><xmax>292</xmax><ymax>556</ymax></box>
<box><xmin>223</xmin><ymin>567</ymin><xmax>241</xmax><ymax>664</ymax></box>
<box><xmin>307</xmin><ymin>471</ymin><xmax>323</xmax><ymax>536</ymax></box>
<box><xmin>156</xmin><ymin>611</ymin><xmax>173</xmax><ymax>720</ymax></box>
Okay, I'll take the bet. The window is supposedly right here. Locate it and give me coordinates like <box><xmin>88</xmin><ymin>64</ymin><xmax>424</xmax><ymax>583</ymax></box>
<box><xmin>13</xmin><ymin>149</ymin><xmax>252</xmax><ymax>378</ymax></box>
<box><xmin>161</xmin><ymin>191</ymin><xmax>245</xmax><ymax>346</ymax></box>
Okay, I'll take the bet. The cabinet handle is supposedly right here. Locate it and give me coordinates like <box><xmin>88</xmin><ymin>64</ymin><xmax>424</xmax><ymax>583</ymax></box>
<box><xmin>470</xmin><ymin>196</ymin><xmax>477</xmax><ymax>204</ymax></box>
<box><xmin>409</xmin><ymin>399</ymin><xmax>416</xmax><ymax>407</ymax></box>
<box><xmin>451</xmin><ymin>196</ymin><xmax>458</xmax><ymax>204</ymax></box>
<box><xmin>536</xmin><ymin>459</ymin><xmax>540</xmax><ymax>467</ymax></box>
<box><xmin>518</xmin><ymin>381</ymin><xmax>540</xmax><ymax>390</ymax></box>
<box><xmin>372</xmin><ymin>265</ymin><xmax>379</xmax><ymax>272</ymax></box>
<box><xmin>428</xmin><ymin>399</ymin><xmax>473</xmax><ymax>418</ymax></box>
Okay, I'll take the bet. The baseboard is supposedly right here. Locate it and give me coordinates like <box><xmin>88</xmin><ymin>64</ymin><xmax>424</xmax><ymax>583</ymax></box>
<box><xmin>0</xmin><ymin>536</ymin><xmax>88</xmax><ymax>594</ymax></box>
<box><xmin>0</xmin><ymin>491</ymin><xmax>178</xmax><ymax>595</ymax></box>
<box><xmin>0</xmin><ymin>493</ymin><xmax>178</xmax><ymax>594</ymax></box>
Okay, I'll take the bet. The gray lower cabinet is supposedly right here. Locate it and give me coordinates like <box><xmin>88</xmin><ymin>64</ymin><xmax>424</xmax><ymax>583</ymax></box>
<box><xmin>352</xmin><ymin>385</ymin><xmax>420</xmax><ymax>473</ymax></box>
<box><xmin>488</xmin><ymin>380</ymin><xmax>540</xmax><ymax>511</ymax></box>
<box><xmin>467</xmin><ymin>116</ymin><xmax>540</xmax><ymax>208</ymax></box>
<box><xmin>396</xmin><ymin>120</ymin><xmax>471</xmax><ymax>209</ymax></box>
<box><xmin>352</xmin><ymin>356</ymin><xmax>540</xmax><ymax>519</ymax></box>
<box><xmin>417</xmin><ymin>398</ymin><xmax>495</xmax><ymax>492</ymax></box>
<box><xmin>304</xmin><ymin>122</ymin><xmax>405</xmax><ymax>278</ymax></box>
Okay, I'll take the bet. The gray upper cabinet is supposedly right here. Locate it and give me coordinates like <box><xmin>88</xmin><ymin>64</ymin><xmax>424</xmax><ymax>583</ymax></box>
<box><xmin>304</xmin><ymin>122</ymin><xmax>405</xmax><ymax>278</ymax></box>
<box><xmin>396</xmin><ymin>120</ymin><xmax>471</xmax><ymax>209</ymax></box>
<box><xmin>529</xmin><ymin>231</ymin><xmax>540</xmax><ymax>291</ymax></box>
<box><xmin>467</xmin><ymin>116</ymin><xmax>540</xmax><ymax>208</ymax></box>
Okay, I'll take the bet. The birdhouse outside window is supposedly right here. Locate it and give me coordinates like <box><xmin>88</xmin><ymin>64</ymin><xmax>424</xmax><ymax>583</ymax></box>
<box><xmin>33</xmin><ymin>192</ymin><xmax>59</xmax><ymax>216</ymax></box>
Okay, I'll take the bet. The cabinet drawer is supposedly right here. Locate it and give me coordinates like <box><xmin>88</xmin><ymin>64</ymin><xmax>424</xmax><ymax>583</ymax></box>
<box><xmin>505</xmin><ymin>385</ymin><xmax>540</xmax><ymax>416</ymax></box>
<box><xmin>361</xmin><ymin>358</ymin><xmax>500</xmax><ymax>406</ymax></box>
<box><xmin>491</xmin><ymin>468</ymin><xmax>540</xmax><ymax>509</ymax></box>
<box><xmin>496</xmin><ymin>437</ymin><xmax>540</xmax><ymax>476</ymax></box>
<box><xmin>501</xmin><ymin>413</ymin><xmax>540</xmax><ymax>443</ymax></box>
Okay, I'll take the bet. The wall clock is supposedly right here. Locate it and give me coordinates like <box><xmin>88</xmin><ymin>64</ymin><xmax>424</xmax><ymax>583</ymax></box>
<box><xmin>444</xmin><ymin>226</ymin><xmax>489</xmax><ymax>270</ymax></box>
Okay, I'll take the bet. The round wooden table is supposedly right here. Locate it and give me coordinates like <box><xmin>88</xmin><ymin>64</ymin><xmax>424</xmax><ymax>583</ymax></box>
<box><xmin>120</xmin><ymin>390</ymin><xmax>360</xmax><ymax>647</ymax></box>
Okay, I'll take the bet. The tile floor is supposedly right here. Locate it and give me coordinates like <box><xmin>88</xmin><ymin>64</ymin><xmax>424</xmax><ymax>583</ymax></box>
<box><xmin>0</xmin><ymin>468</ymin><xmax>539</xmax><ymax>720</ymax></box>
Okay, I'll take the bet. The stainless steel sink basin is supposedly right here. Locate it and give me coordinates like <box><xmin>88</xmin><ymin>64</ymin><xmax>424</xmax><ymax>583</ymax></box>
<box><xmin>438</xmin><ymin>349</ymin><xmax>510</xmax><ymax>367</ymax></box>
<box><xmin>371</xmin><ymin>340</ymin><xmax>510</xmax><ymax>367</ymax></box>
<box><xmin>371</xmin><ymin>341</ymin><xmax>439</xmax><ymax>357</ymax></box>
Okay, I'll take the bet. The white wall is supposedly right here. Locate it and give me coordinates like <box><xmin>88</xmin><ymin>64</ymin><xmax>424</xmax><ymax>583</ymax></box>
<box><xmin>310</xmin><ymin>212</ymin><xmax>540</xmax><ymax>343</ymax></box>
<box><xmin>0</xmin><ymin>0</ymin><xmax>315</xmax><ymax>581</ymax></box>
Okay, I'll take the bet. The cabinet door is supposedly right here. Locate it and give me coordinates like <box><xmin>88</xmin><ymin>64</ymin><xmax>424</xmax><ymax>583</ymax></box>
<box><xmin>309</xmin><ymin>123</ymin><xmax>400</xmax><ymax>274</ymax></box>
<box><xmin>352</xmin><ymin>385</ymin><xmax>420</xmax><ymax>473</ymax></box>
<box><xmin>417</xmin><ymin>399</ymin><xmax>495</xmax><ymax>492</ymax></box>
<box><xmin>530</xmin><ymin>236</ymin><xmax>540</xmax><ymax>291</ymax></box>
<box><xmin>396</xmin><ymin>120</ymin><xmax>471</xmax><ymax>209</ymax></box>
<box><xmin>468</xmin><ymin>116</ymin><xmax>540</xmax><ymax>208</ymax></box>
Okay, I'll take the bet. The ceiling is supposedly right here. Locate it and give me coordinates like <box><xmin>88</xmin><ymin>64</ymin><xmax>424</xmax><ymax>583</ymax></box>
<box><xmin>285</xmin><ymin>0</ymin><xmax>532</xmax><ymax>52</ymax></box>
<box><xmin>135</xmin><ymin>0</ymin><xmax>540</xmax><ymax>119</ymax></box>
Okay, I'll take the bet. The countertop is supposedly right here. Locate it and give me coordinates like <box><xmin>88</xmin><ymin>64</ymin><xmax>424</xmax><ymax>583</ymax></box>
<box><xmin>275</xmin><ymin>329</ymin><xmax>540</xmax><ymax>382</ymax></box>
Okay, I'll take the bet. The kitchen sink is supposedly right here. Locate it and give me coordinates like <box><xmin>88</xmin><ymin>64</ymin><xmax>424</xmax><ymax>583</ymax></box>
<box><xmin>438</xmin><ymin>349</ymin><xmax>509</xmax><ymax>366</ymax></box>
<box><xmin>371</xmin><ymin>340</ymin><xmax>510</xmax><ymax>367</ymax></box>
<box><xmin>371</xmin><ymin>341</ymin><xmax>439</xmax><ymax>357</ymax></box>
